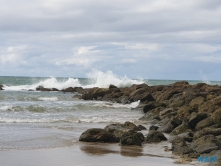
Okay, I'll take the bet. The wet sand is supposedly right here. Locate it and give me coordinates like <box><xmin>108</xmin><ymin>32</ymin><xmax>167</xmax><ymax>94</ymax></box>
<box><xmin>0</xmin><ymin>142</ymin><xmax>203</xmax><ymax>166</ymax></box>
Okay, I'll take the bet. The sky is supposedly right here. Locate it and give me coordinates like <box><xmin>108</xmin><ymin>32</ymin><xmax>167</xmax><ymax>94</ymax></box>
<box><xmin>0</xmin><ymin>0</ymin><xmax>221</xmax><ymax>81</ymax></box>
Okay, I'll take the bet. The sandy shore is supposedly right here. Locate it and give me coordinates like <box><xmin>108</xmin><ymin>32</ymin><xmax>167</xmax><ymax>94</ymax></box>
<box><xmin>0</xmin><ymin>142</ymin><xmax>203</xmax><ymax>166</ymax></box>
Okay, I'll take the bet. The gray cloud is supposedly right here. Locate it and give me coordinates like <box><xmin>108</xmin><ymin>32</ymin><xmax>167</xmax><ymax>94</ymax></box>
<box><xmin>0</xmin><ymin>0</ymin><xmax>221</xmax><ymax>80</ymax></box>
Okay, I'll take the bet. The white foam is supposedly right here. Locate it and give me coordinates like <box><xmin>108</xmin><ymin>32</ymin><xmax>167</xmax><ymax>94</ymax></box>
<box><xmin>38</xmin><ymin>97</ymin><xmax>58</xmax><ymax>101</ymax></box>
<box><xmin>92</xmin><ymin>101</ymin><xmax>140</xmax><ymax>109</ymax></box>
<box><xmin>3</xmin><ymin>70</ymin><xmax>144</xmax><ymax>91</ymax></box>
<box><xmin>0</xmin><ymin>105</ymin><xmax>13</xmax><ymax>111</ymax></box>
<box><xmin>84</xmin><ymin>70</ymin><xmax>144</xmax><ymax>88</ymax></box>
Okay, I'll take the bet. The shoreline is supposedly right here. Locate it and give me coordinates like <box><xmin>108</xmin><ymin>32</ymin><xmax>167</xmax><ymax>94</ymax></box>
<box><xmin>0</xmin><ymin>142</ymin><xmax>201</xmax><ymax>166</ymax></box>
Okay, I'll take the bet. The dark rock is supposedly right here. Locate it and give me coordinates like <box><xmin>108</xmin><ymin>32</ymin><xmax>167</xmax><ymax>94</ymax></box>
<box><xmin>195</xmin><ymin>117</ymin><xmax>215</xmax><ymax>131</ymax></box>
<box><xmin>79</xmin><ymin>128</ymin><xmax>118</xmax><ymax>142</ymax></box>
<box><xmin>129</xmin><ymin>88</ymin><xmax>154</xmax><ymax>102</ymax></box>
<box><xmin>188</xmin><ymin>113</ymin><xmax>207</xmax><ymax>129</ymax></box>
<box><xmin>189</xmin><ymin>96</ymin><xmax>205</xmax><ymax>108</ymax></box>
<box><xmin>120</xmin><ymin>131</ymin><xmax>145</xmax><ymax>146</ymax></box>
<box><xmin>0</xmin><ymin>84</ymin><xmax>3</xmax><ymax>90</ymax></box>
<box><xmin>160</xmin><ymin>108</ymin><xmax>175</xmax><ymax>117</ymax></box>
<box><xmin>145</xmin><ymin>130</ymin><xmax>167</xmax><ymax>143</ymax></box>
<box><xmin>149</xmin><ymin>125</ymin><xmax>159</xmax><ymax>131</ymax></box>
<box><xmin>130</xmin><ymin>83</ymin><xmax>149</xmax><ymax>91</ymax></box>
<box><xmin>156</xmin><ymin>89</ymin><xmax>180</xmax><ymax>102</ymax></box>
<box><xmin>137</xmin><ymin>125</ymin><xmax>147</xmax><ymax>131</ymax></box>
<box><xmin>157</xmin><ymin>122</ymin><xmax>175</xmax><ymax>133</ymax></box>
<box><xmin>193</xmin><ymin>128</ymin><xmax>221</xmax><ymax>140</ymax></box>
<box><xmin>104</xmin><ymin>123</ymin><xmax>138</xmax><ymax>139</ymax></box>
<box><xmin>62</xmin><ymin>87</ymin><xmax>76</xmax><ymax>92</ymax></box>
<box><xmin>51</xmin><ymin>88</ymin><xmax>59</xmax><ymax>91</ymax></box>
<box><xmin>36</xmin><ymin>86</ymin><xmax>51</xmax><ymax>91</ymax></box>
<box><xmin>190</xmin><ymin>135</ymin><xmax>221</xmax><ymax>154</ymax></box>
<box><xmin>211</xmin><ymin>108</ymin><xmax>221</xmax><ymax>124</ymax></box>
<box><xmin>172</xmin><ymin>136</ymin><xmax>193</xmax><ymax>154</ymax></box>
<box><xmin>81</xmin><ymin>93</ymin><xmax>93</xmax><ymax>100</ymax></box>
<box><xmin>171</xmin><ymin>123</ymin><xmax>191</xmax><ymax>135</ymax></box>
<box><xmin>109</xmin><ymin>84</ymin><xmax>118</xmax><ymax>89</ymax></box>
<box><xmin>143</xmin><ymin>101</ymin><xmax>166</xmax><ymax>113</ymax></box>
<box><xmin>123</xmin><ymin>121</ymin><xmax>138</xmax><ymax>130</ymax></box>
<box><xmin>176</xmin><ymin>106</ymin><xmax>196</xmax><ymax>122</ymax></box>
<box><xmin>172</xmin><ymin>81</ymin><xmax>190</xmax><ymax>88</ymax></box>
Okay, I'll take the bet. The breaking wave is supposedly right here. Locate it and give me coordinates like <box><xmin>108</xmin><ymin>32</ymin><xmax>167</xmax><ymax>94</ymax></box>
<box><xmin>2</xmin><ymin>70</ymin><xmax>144</xmax><ymax>91</ymax></box>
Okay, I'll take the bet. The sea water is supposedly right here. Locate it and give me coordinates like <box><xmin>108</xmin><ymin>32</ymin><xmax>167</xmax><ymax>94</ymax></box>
<box><xmin>0</xmin><ymin>71</ymin><xmax>221</xmax><ymax>150</ymax></box>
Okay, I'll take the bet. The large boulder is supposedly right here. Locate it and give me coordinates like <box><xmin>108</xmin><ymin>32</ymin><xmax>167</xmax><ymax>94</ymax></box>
<box><xmin>188</xmin><ymin>113</ymin><xmax>207</xmax><ymax>129</ymax></box>
<box><xmin>190</xmin><ymin>135</ymin><xmax>221</xmax><ymax>154</ymax></box>
<box><xmin>172</xmin><ymin>136</ymin><xmax>193</xmax><ymax>155</ymax></box>
<box><xmin>171</xmin><ymin>123</ymin><xmax>191</xmax><ymax>135</ymax></box>
<box><xmin>79</xmin><ymin>128</ymin><xmax>118</xmax><ymax>142</ymax></box>
<box><xmin>195</xmin><ymin>117</ymin><xmax>215</xmax><ymax>131</ymax></box>
<box><xmin>143</xmin><ymin>101</ymin><xmax>166</xmax><ymax>113</ymax></box>
<box><xmin>0</xmin><ymin>84</ymin><xmax>3</xmax><ymax>90</ymax></box>
<box><xmin>145</xmin><ymin>130</ymin><xmax>167</xmax><ymax>143</ymax></box>
<box><xmin>189</xmin><ymin>96</ymin><xmax>205</xmax><ymax>108</ymax></box>
<box><xmin>120</xmin><ymin>131</ymin><xmax>145</xmax><ymax>146</ymax></box>
<box><xmin>193</xmin><ymin>128</ymin><xmax>221</xmax><ymax>140</ymax></box>
<box><xmin>36</xmin><ymin>86</ymin><xmax>52</xmax><ymax>91</ymax></box>
<box><xmin>211</xmin><ymin>108</ymin><xmax>221</xmax><ymax>124</ymax></box>
<box><xmin>104</xmin><ymin>122</ymin><xmax>140</xmax><ymax>139</ymax></box>
<box><xmin>129</xmin><ymin>88</ymin><xmax>154</xmax><ymax>102</ymax></box>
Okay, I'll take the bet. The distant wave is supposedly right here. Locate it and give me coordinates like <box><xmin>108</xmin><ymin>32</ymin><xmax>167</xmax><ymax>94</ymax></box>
<box><xmin>3</xmin><ymin>70</ymin><xmax>144</xmax><ymax>91</ymax></box>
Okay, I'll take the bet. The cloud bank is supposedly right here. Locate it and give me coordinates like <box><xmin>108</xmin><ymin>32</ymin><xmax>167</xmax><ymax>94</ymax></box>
<box><xmin>0</xmin><ymin>0</ymin><xmax>221</xmax><ymax>80</ymax></box>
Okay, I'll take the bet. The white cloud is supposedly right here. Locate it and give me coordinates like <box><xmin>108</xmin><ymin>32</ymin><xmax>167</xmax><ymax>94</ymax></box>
<box><xmin>77</xmin><ymin>46</ymin><xmax>97</xmax><ymax>55</ymax></box>
<box><xmin>121</xmin><ymin>59</ymin><xmax>137</xmax><ymax>63</ymax></box>
<box><xmin>0</xmin><ymin>46</ymin><xmax>27</xmax><ymax>65</ymax></box>
<box><xmin>55</xmin><ymin>46</ymin><xmax>100</xmax><ymax>68</ymax></box>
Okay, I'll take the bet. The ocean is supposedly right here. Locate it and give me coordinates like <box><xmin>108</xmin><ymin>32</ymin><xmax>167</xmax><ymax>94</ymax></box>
<box><xmin>0</xmin><ymin>72</ymin><xmax>220</xmax><ymax>165</ymax></box>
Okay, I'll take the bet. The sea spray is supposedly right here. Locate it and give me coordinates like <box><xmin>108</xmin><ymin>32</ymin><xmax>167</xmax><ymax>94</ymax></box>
<box><xmin>2</xmin><ymin>70</ymin><xmax>144</xmax><ymax>91</ymax></box>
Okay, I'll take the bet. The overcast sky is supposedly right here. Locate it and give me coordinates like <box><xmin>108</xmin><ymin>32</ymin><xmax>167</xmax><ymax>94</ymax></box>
<box><xmin>0</xmin><ymin>0</ymin><xmax>221</xmax><ymax>81</ymax></box>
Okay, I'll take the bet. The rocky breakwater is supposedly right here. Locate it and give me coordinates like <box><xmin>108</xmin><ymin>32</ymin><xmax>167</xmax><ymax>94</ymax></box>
<box><xmin>79</xmin><ymin>81</ymin><xmax>221</xmax><ymax>164</ymax></box>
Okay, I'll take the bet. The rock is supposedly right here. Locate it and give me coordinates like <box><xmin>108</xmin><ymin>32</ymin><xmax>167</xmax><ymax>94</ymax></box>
<box><xmin>195</xmin><ymin>117</ymin><xmax>215</xmax><ymax>131</ymax></box>
<box><xmin>120</xmin><ymin>131</ymin><xmax>145</xmax><ymax>146</ymax></box>
<box><xmin>176</xmin><ymin>106</ymin><xmax>195</xmax><ymax>122</ymax></box>
<box><xmin>130</xmin><ymin>83</ymin><xmax>149</xmax><ymax>91</ymax></box>
<box><xmin>81</xmin><ymin>93</ymin><xmax>93</xmax><ymax>100</ymax></box>
<box><xmin>171</xmin><ymin>123</ymin><xmax>191</xmax><ymax>135</ymax></box>
<box><xmin>143</xmin><ymin>101</ymin><xmax>166</xmax><ymax>113</ymax></box>
<box><xmin>104</xmin><ymin>122</ymin><xmax>139</xmax><ymax>139</ymax></box>
<box><xmin>160</xmin><ymin>108</ymin><xmax>175</xmax><ymax>117</ymax></box>
<box><xmin>51</xmin><ymin>88</ymin><xmax>59</xmax><ymax>91</ymax></box>
<box><xmin>189</xmin><ymin>96</ymin><xmax>205</xmax><ymax>108</ymax></box>
<box><xmin>188</xmin><ymin>112</ymin><xmax>207</xmax><ymax>129</ymax></box>
<box><xmin>0</xmin><ymin>84</ymin><xmax>3</xmax><ymax>90</ymax></box>
<box><xmin>190</xmin><ymin>135</ymin><xmax>221</xmax><ymax>154</ymax></box>
<box><xmin>156</xmin><ymin>89</ymin><xmax>180</xmax><ymax>102</ymax></box>
<box><xmin>172</xmin><ymin>81</ymin><xmax>190</xmax><ymax>88</ymax></box>
<box><xmin>145</xmin><ymin>130</ymin><xmax>167</xmax><ymax>143</ymax></box>
<box><xmin>62</xmin><ymin>87</ymin><xmax>76</xmax><ymax>92</ymax></box>
<box><xmin>193</xmin><ymin>128</ymin><xmax>221</xmax><ymax>140</ymax></box>
<box><xmin>109</xmin><ymin>84</ymin><xmax>118</xmax><ymax>89</ymax></box>
<box><xmin>129</xmin><ymin>88</ymin><xmax>154</xmax><ymax>102</ymax></box>
<box><xmin>36</xmin><ymin>86</ymin><xmax>51</xmax><ymax>91</ymax></box>
<box><xmin>157</xmin><ymin>122</ymin><xmax>175</xmax><ymax>133</ymax></box>
<box><xmin>137</xmin><ymin>125</ymin><xmax>147</xmax><ymax>131</ymax></box>
<box><xmin>79</xmin><ymin>128</ymin><xmax>118</xmax><ymax>142</ymax></box>
<box><xmin>149</xmin><ymin>125</ymin><xmax>159</xmax><ymax>131</ymax></box>
<box><xmin>211</xmin><ymin>108</ymin><xmax>221</xmax><ymax>124</ymax></box>
<box><xmin>91</xmin><ymin>88</ymin><xmax>109</xmax><ymax>99</ymax></box>
<box><xmin>123</xmin><ymin>121</ymin><xmax>138</xmax><ymax>130</ymax></box>
<box><xmin>199</xmin><ymin>96</ymin><xmax>221</xmax><ymax>113</ymax></box>
<box><xmin>172</xmin><ymin>136</ymin><xmax>193</xmax><ymax>154</ymax></box>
